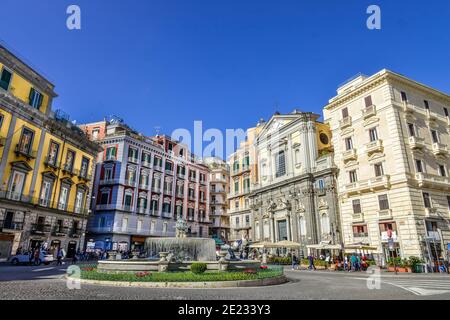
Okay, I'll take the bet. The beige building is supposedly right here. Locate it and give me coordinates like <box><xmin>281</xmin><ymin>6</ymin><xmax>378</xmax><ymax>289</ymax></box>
<box><xmin>324</xmin><ymin>69</ymin><xmax>450</xmax><ymax>266</ymax></box>
<box><xmin>228</xmin><ymin>124</ymin><xmax>262</xmax><ymax>242</ymax></box>
<box><xmin>204</xmin><ymin>157</ymin><xmax>230</xmax><ymax>242</ymax></box>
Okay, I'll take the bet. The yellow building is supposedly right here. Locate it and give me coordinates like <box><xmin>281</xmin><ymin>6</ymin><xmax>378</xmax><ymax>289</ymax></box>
<box><xmin>0</xmin><ymin>44</ymin><xmax>101</xmax><ymax>260</ymax></box>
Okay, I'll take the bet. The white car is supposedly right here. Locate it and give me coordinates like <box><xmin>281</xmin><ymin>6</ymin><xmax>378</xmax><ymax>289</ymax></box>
<box><xmin>9</xmin><ymin>251</ymin><xmax>55</xmax><ymax>266</ymax></box>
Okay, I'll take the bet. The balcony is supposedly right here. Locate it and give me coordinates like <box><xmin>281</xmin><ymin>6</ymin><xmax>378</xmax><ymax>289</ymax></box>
<box><xmin>141</xmin><ymin>160</ymin><xmax>152</xmax><ymax>168</ymax></box>
<box><xmin>189</xmin><ymin>195</ymin><xmax>196</xmax><ymax>201</ymax></box>
<box><xmin>136</xmin><ymin>207</ymin><xmax>148</xmax><ymax>215</ymax></box>
<box><xmin>189</xmin><ymin>176</ymin><xmax>197</xmax><ymax>182</ymax></box>
<box><xmin>0</xmin><ymin>220</ymin><xmax>24</xmax><ymax>231</ymax></box>
<box><xmin>377</xmin><ymin>209</ymin><xmax>393</xmax><ymax>220</ymax></box>
<box><xmin>408</xmin><ymin>136</ymin><xmax>425</xmax><ymax>150</ymax></box>
<box><xmin>353</xmin><ymin>233</ymin><xmax>369</xmax><ymax>243</ymax></box>
<box><xmin>124</xmin><ymin>180</ymin><xmax>136</xmax><ymax>188</ymax></box>
<box><xmin>139</xmin><ymin>183</ymin><xmax>150</xmax><ymax>190</ymax></box>
<box><xmin>343</xmin><ymin>175</ymin><xmax>391</xmax><ymax>195</ymax></box>
<box><xmin>14</xmin><ymin>144</ymin><xmax>37</xmax><ymax>160</ymax></box>
<box><xmin>153</xmin><ymin>165</ymin><xmax>163</xmax><ymax>172</ymax></box>
<box><xmin>415</xmin><ymin>172</ymin><xmax>450</xmax><ymax>191</ymax></box>
<box><xmin>99</xmin><ymin>178</ymin><xmax>120</xmax><ymax>185</ymax></box>
<box><xmin>426</xmin><ymin>109</ymin><xmax>438</xmax><ymax>122</ymax></box>
<box><xmin>43</xmin><ymin>156</ymin><xmax>60</xmax><ymax>169</ymax></box>
<box><xmin>365</xmin><ymin>139</ymin><xmax>383</xmax><ymax>155</ymax></box>
<box><xmin>432</xmin><ymin>142</ymin><xmax>448</xmax><ymax>156</ymax></box>
<box><xmin>342</xmin><ymin>149</ymin><xmax>357</xmax><ymax>162</ymax></box>
<box><xmin>425</xmin><ymin>207</ymin><xmax>438</xmax><ymax>218</ymax></box>
<box><xmin>177</xmin><ymin>173</ymin><xmax>185</xmax><ymax>180</ymax></box>
<box><xmin>105</xmin><ymin>154</ymin><xmax>116</xmax><ymax>162</ymax></box>
<box><xmin>31</xmin><ymin>223</ymin><xmax>52</xmax><ymax>235</ymax></box>
<box><xmin>381</xmin><ymin>230</ymin><xmax>398</xmax><ymax>242</ymax></box>
<box><xmin>241</xmin><ymin>165</ymin><xmax>250</xmax><ymax>173</ymax></box>
<box><xmin>162</xmin><ymin>212</ymin><xmax>172</xmax><ymax>219</ymax></box>
<box><xmin>426</xmin><ymin>230</ymin><xmax>440</xmax><ymax>241</ymax></box>
<box><xmin>164</xmin><ymin>189</ymin><xmax>173</xmax><ymax>196</ymax></box>
<box><xmin>200</xmin><ymin>179</ymin><xmax>207</xmax><ymax>185</ymax></box>
<box><xmin>403</xmin><ymin>102</ymin><xmax>414</xmax><ymax>113</ymax></box>
<box><xmin>52</xmin><ymin>226</ymin><xmax>69</xmax><ymax>237</ymax></box>
<box><xmin>151</xmin><ymin>187</ymin><xmax>161</xmax><ymax>193</ymax></box>
<box><xmin>362</xmin><ymin>105</ymin><xmax>376</xmax><ymax>119</ymax></box>
<box><xmin>62</xmin><ymin>163</ymin><xmax>75</xmax><ymax>175</ymax></box>
<box><xmin>69</xmin><ymin>228</ymin><xmax>83</xmax><ymax>238</ymax></box>
<box><xmin>339</xmin><ymin>117</ymin><xmax>352</xmax><ymax>130</ymax></box>
<box><xmin>165</xmin><ymin>169</ymin><xmax>174</xmax><ymax>175</ymax></box>
<box><xmin>78</xmin><ymin>171</ymin><xmax>92</xmax><ymax>181</ymax></box>
<box><xmin>95</xmin><ymin>204</ymin><xmax>117</xmax><ymax>211</ymax></box>
<box><xmin>149</xmin><ymin>209</ymin><xmax>159</xmax><ymax>216</ymax></box>
<box><xmin>352</xmin><ymin>213</ymin><xmax>364</xmax><ymax>223</ymax></box>
<box><xmin>128</xmin><ymin>157</ymin><xmax>139</xmax><ymax>164</ymax></box>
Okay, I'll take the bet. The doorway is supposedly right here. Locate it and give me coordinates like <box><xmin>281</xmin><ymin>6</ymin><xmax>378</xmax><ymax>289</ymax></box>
<box><xmin>66</xmin><ymin>241</ymin><xmax>77</xmax><ymax>258</ymax></box>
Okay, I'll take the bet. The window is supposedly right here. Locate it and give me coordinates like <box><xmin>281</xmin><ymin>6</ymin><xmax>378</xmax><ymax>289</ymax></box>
<box><xmin>165</xmin><ymin>161</ymin><xmax>173</xmax><ymax>172</ymax></box>
<box><xmin>124</xmin><ymin>192</ymin><xmax>133</xmax><ymax>208</ymax></box>
<box><xmin>58</xmin><ymin>185</ymin><xmax>70</xmax><ymax>210</ymax></box>
<box><xmin>407</xmin><ymin>123</ymin><xmax>415</xmax><ymax>137</ymax></box>
<box><xmin>275</xmin><ymin>150</ymin><xmax>286</xmax><ymax>178</ymax></box>
<box><xmin>162</xmin><ymin>203</ymin><xmax>171</xmax><ymax>213</ymax></box>
<box><xmin>233</xmin><ymin>160</ymin><xmax>240</xmax><ymax>172</ymax></box>
<box><xmin>235</xmin><ymin>200</ymin><xmax>239</xmax><ymax>210</ymax></box>
<box><xmin>106</xmin><ymin>147</ymin><xmax>117</xmax><ymax>160</ymax></box>
<box><xmin>137</xmin><ymin>220</ymin><xmax>143</xmax><ymax>233</ymax></box>
<box><xmin>92</xmin><ymin>128</ymin><xmax>100</xmax><ymax>140</ymax></box>
<box><xmin>369</xmin><ymin>127</ymin><xmax>378</xmax><ymax>142</ymax></box>
<box><xmin>65</xmin><ymin>150</ymin><xmax>75</xmax><ymax>172</ymax></box>
<box><xmin>295</xmin><ymin>149</ymin><xmax>300</xmax><ymax>165</ymax></box>
<box><xmin>47</xmin><ymin>141</ymin><xmax>59</xmax><ymax>166</ymax></box>
<box><xmin>243</xmin><ymin>178</ymin><xmax>250</xmax><ymax>192</ymax></box>
<box><xmin>104</xmin><ymin>167</ymin><xmax>113</xmax><ymax>180</ymax></box>
<box><xmin>0</xmin><ymin>67</ymin><xmax>12</xmax><ymax>91</ymax></box>
<box><xmin>150</xmin><ymin>200</ymin><xmax>158</xmax><ymax>213</ymax></box>
<box><xmin>378</xmin><ymin>194</ymin><xmax>390</xmax><ymax>211</ymax></box>
<box><xmin>0</xmin><ymin>114</ymin><xmax>4</xmax><ymax>129</ymax></box>
<box><xmin>423</xmin><ymin>192</ymin><xmax>432</xmax><ymax>208</ymax></box>
<box><xmin>245</xmin><ymin>215</ymin><xmax>250</xmax><ymax>226</ymax></box>
<box><xmin>8</xmin><ymin>171</ymin><xmax>25</xmax><ymax>200</ymax></box>
<box><xmin>447</xmin><ymin>196</ymin><xmax>450</xmax><ymax>210</ymax></box>
<box><xmin>353</xmin><ymin>225</ymin><xmax>368</xmax><ymax>237</ymax></box>
<box><xmin>401</xmin><ymin>91</ymin><xmax>408</xmax><ymax>103</ymax></box>
<box><xmin>318</xmin><ymin>179</ymin><xmax>325</xmax><ymax>193</ymax></box>
<box><xmin>80</xmin><ymin>157</ymin><xmax>90</xmax><ymax>178</ymax></box>
<box><xmin>234</xmin><ymin>180</ymin><xmax>239</xmax><ymax>193</ymax></box>
<box><xmin>349</xmin><ymin>170</ymin><xmax>358</xmax><ymax>183</ymax></box>
<box><xmin>39</xmin><ymin>180</ymin><xmax>52</xmax><ymax>207</ymax></box>
<box><xmin>128</xmin><ymin>147</ymin><xmax>138</xmax><ymax>162</ymax></box>
<box><xmin>99</xmin><ymin>190</ymin><xmax>109</xmax><ymax>205</ymax></box>
<box><xmin>75</xmin><ymin>190</ymin><xmax>85</xmax><ymax>213</ymax></box>
<box><xmin>352</xmin><ymin>199</ymin><xmax>362</xmax><ymax>214</ymax></box>
<box><xmin>444</xmin><ymin>107</ymin><xmax>449</xmax><ymax>118</ymax></box>
<box><xmin>142</xmin><ymin>152</ymin><xmax>151</xmax><ymax>165</ymax></box>
<box><xmin>321</xmin><ymin>213</ymin><xmax>330</xmax><ymax>235</ymax></box>
<box><xmin>439</xmin><ymin>165</ymin><xmax>447</xmax><ymax>177</ymax></box>
<box><xmin>345</xmin><ymin>137</ymin><xmax>353</xmax><ymax>150</ymax></box>
<box><xmin>415</xmin><ymin>159</ymin><xmax>423</xmax><ymax>173</ymax></box>
<box><xmin>374</xmin><ymin>163</ymin><xmax>384</xmax><ymax>177</ymax></box>
<box><xmin>235</xmin><ymin>217</ymin><xmax>240</xmax><ymax>227</ymax></box>
<box><xmin>122</xmin><ymin>218</ymin><xmax>128</xmax><ymax>232</ymax></box>
<box><xmin>29</xmin><ymin>88</ymin><xmax>43</xmax><ymax>109</ymax></box>
<box><xmin>364</xmin><ymin>95</ymin><xmax>373</xmax><ymax>108</ymax></box>
<box><xmin>18</xmin><ymin>128</ymin><xmax>34</xmax><ymax>154</ymax></box>
<box><xmin>243</xmin><ymin>156</ymin><xmax>250</xmax><ymax>169</ymax></box>
<box><xmin>431</xmin><ymin>130</ymin><xmax>439</xmax><ymax>144</ymax></box>
<box><xmin>424</xmin><ymin>100</ymin><xmax>430</xmax><ymax>110</ymax></box>
<box><xmin>342</xmin><ymin>107</ymin><xmax>349</xmax><ymax>119</ymax></box>
<box><xmin>154</xmin><ymin>157</ymin><xmax>162</xmax><ymax>168</ymax></box>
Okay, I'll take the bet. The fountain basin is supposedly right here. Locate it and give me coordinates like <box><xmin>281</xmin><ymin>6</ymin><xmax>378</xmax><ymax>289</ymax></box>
<box><xmin>145</xmin><ymin>237</ymin><xmax>217</xmax><ymax>262</ymax></box>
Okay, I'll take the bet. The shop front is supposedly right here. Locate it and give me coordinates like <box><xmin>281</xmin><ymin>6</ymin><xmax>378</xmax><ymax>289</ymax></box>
<box><xmin>130</xmin><ymin>236</ymin><xmax>146</xmax><ymax>252</ymax></box>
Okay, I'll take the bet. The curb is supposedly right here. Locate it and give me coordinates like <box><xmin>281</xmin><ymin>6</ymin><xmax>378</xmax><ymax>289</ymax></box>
<box><xmin>70</xmin><ymin>275</ymin><xmax>288</xmax><ymax>288</ymax></box>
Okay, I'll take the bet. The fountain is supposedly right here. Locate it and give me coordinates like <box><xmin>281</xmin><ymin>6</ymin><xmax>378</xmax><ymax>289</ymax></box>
<box><xmin>96</xmin><ymin>214</ymin><xmax>260</xmax><ymax>273</ymax></box>
<box><xmin>145</xmin><ymin>214</ymin><xmax>216</xmax><ymax>262</ymax></box>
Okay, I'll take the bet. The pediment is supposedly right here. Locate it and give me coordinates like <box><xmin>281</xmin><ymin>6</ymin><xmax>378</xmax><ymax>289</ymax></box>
<box><xmin>42</xmin><ymin>171</ymin><xmax>58</xmax><ymax>180</ymax></box>
<box><xmin>10</xmin><ymin>161</ymin><xmax>33</xmax><ymax>172</ymax></box>
<box><xmin>257</xmin><ymin>115</ymin><xmax>299</xmax><ymax>140</ymax></box>
<box><xmin>363</xmin><ymin>117</ymin><xmax>380</xmax><ymax>127</ymax></box>
<box><xmin>368</xmin><ymin>152</ymin><xmax>385</xmax><ymax>162</ymax></box>
<box><xmin>341</xmin><ymin>127</ymin><xmax>354</xmax><ymax>137</ymax></box>
<box><xmin>60</xmin><ymin>177</ymin><xmax>75</xmax><ymax>186</ymax></box>
<box><xmin>344</xmin><ymin>160</ymin><xmax>359</xmax><ymax>168</ymax></box>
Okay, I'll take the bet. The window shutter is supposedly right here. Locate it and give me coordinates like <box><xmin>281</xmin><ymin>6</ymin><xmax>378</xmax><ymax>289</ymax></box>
<box><xmin>37</xmin><ymin>92</ymin><xmax>43</xmax><ymax>108</ymax></box>
<box><xmin>29</xmin><ymin>88</ymin><xmax>35</xmax><ymax>105</ymax></box>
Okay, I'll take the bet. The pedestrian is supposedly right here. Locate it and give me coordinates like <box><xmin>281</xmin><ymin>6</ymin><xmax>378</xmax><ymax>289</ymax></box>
<box><xmin>350</xmin><ymin>254</ymin><xmax>357</xmax><ymax>272</ymax></box>
<box><xmin>56</xmin><ymin>248</ymin><xmax>63</xmax><ymax>266</ymax></box>
<box><xmin>308</xmin><ymin>254</ymin><xmax>316</xmax><ymax>270</ymax></box>
<box><xmin>292</xmin><ymin>253</ymin><xmax>299</xmax><ymax>270</ymax></box>
<box><xmin>344</xmin><ymin>255</ymin><xmax>349</xmax><ymax>271</ymax></box>
<box><xmin>34</xmin><ymin>247</ymin><xmax>41</xmax><ymax>265</ymax></box>
<box><xmin>72</xmin><ymin>252</ymin><xmax>78</xmax><ymax>264</ymax></box>
<box><xmin>356</xmin><ymin>255</ymin><xmax>362</xmax><ymax>271</ymax></box>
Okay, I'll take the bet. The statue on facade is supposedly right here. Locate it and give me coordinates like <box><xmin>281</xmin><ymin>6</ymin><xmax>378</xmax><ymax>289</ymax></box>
<box><xmin>175</xmin><ymin>213</ymin><xmax>188</xmax><ymax>238</ymax></box>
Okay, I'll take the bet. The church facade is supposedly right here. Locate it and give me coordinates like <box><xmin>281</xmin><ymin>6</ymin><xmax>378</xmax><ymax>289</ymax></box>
<box><xmin>249</xmin><ymin>110</ymin><xmax>341</xmax><ymax>256</ymax></box>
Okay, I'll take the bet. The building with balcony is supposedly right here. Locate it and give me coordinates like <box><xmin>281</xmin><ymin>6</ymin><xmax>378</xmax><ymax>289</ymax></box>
<box><xmin>204</xmin><ymin>157</ymin><xmax>230</xmax><ymax>243</ymax></box>
<box><xmin>227</xmin><ymin>124</ymin><xmax>262</xmax><ymax>242</ymax></box>
<box><xmin>324</xmin><ymin>69</ymin><xmax>450</xmax><ymax>266</ymax></box>
<box><xmin>249</xmin><ymin>110</ymin><xmax>339</xmax><ymax>257</ymax></box>
<box><xmin>0</xmin><ymin>44</ymin><xmax>100</xmax><ymax>261</ymax></box>
<box><xmin>80</xmin><ymin>118</ymin><xmax>210</xmax><ymax>252</ymax></box>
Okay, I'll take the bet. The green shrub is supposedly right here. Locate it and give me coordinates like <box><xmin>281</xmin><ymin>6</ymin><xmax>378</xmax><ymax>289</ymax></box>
<box><xmin>190</xmin><ymin>262</ymin><xmax>208</xmax><ymax>274</ymax></box>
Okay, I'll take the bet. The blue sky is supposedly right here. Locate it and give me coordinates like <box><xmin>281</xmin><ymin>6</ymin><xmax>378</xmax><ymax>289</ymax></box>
<box><xmin>1</xmin><ymin>0</ymin><xmax>450</xmax><ymax>158</ymax></box>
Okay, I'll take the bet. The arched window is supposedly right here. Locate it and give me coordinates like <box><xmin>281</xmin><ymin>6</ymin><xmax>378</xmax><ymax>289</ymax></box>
<box><xmin>321</xmin><ymin>213</ymin><xmax>330</xmax><ymax>235</ymax></box>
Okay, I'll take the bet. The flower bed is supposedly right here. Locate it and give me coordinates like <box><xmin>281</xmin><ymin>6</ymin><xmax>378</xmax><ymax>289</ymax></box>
<box><xmin>77</xmin><ymin>265</ymin><xmax>284</xmax><ymax>282</ymax></box>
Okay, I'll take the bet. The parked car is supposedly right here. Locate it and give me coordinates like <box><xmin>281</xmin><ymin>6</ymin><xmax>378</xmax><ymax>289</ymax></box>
<box><xmin>9</xmin><ymin>251</ymin><xmax>54</xmax><ymax>266</ymax></box>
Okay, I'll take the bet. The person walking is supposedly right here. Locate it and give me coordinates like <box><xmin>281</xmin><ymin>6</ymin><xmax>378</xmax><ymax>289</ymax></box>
<box><xmin>56</xmin><ymin>248</ymin><xmax>63</xmax><ymax>266</ymax></box>
<box><xmin>33</xmin><ymin>247</ymin><xmax>41</xmax><ymax>265</ymax></box>
<box><xmin>308</xmin><ymin>254</ymin><xmax>316</xmax><ymax>271</ymax></box>
<box><xmin>292</xmin><ymin>253</ymin><xmax>299</xmax><ymax>270</ymax></box>
<box><xmin>350</xmin><ymin>254</ymin><xmax>357</xmax><ymax>272</ymax></box>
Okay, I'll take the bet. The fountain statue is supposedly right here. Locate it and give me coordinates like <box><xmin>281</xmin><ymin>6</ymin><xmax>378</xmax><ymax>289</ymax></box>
<box><xmin>175</xmin><ymin>213</ymin><xmax>188</xmax><ymax>238</ymax></box>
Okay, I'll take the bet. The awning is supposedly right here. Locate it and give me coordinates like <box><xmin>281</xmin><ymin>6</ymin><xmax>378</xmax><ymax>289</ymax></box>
<box><xmin>344</xmin><ymin>243</ymin><xmax>379</xmax><ymax>252</ymax></box>
<box><xmin>275</xmin><ymin>240</ymin><xmax>302</xmax><ymax>248</ymax></box>
<box><xmin>249</xmin><ymin>241</ymin><xmax>282</xmax><ymax>249</ymax></box>
<box><xmin>306</xmin><ymin>242</ymin><xmax>342</xmax><ymax>250</ymax></box>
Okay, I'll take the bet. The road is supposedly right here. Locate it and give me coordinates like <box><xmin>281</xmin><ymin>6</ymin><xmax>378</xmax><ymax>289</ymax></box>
<box><xmin>1</xmin><ymin>263</ymin><xmax>450</xmax><ymax>300</ymax></box>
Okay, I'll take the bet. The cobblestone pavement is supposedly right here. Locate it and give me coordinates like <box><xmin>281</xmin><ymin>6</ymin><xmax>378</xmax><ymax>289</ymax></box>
<box><xmin>1</xmin><ymin>264</ymin><xmax>450</xmax><ymax>300</ymax></box>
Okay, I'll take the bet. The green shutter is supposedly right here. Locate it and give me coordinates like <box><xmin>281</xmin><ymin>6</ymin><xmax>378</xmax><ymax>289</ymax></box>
<box><xmin>29</xmin><ymin>88</ymin><xmax>35</xmax><ymax>105</ymax></box>
<box><xmin>37</xmin><ymin>92</ymin><xmax>43</xmax><ymax>109</ymax></box>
